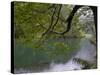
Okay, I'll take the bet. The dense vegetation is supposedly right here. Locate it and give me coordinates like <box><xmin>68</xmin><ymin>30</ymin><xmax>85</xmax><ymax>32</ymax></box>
<box><xmin>13</xmin><ymin>2</ymin><xmax>96</xmax><ymax>71</ymax></box>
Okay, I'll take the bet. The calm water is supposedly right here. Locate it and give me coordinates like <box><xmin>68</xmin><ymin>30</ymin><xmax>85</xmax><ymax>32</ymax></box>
<box><xmin>14</xmin><ymin>34</ymin><xmax>96</xmax><ymax>73</ymax></box>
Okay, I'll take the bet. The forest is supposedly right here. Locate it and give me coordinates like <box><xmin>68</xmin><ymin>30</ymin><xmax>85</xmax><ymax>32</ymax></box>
<box><xmin>13</xmin><ymin>2</ymin><xmax>97</xmax><ymax>73</ymax></box>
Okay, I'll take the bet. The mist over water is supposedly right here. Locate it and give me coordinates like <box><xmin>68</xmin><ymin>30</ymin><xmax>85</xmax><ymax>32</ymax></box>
<box><xmin>44</xmin><ymin>34</ymin><xmax>96</xmax><ymax>72</ymax></box>
<box><xmin>14</xmin><ymin>34</ymin><xmax>96</xmax><ymax>73</ymax></box>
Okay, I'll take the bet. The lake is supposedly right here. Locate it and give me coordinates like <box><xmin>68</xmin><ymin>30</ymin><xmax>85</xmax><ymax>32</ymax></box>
<box><xmin>14</xmin><ymin>34</ymin><xmax>96</xmax><ymax>73</ymax></box>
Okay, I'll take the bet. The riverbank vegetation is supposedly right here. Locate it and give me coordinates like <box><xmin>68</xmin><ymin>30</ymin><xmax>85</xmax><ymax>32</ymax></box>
<box><xmin>13</xmin><ymin>1</ymin><xmax>97</xmax><ymax>72</ymax></box>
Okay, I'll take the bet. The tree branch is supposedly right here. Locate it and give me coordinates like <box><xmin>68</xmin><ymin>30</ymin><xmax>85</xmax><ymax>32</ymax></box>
<box><xmin>51</xmin><ymin>5</ymin><xmax>62</xmax><ymax>31</ymax></box>
<box><xmin>42</xmin><ymin>4</ymin><xmax>57</xmax><ymax>36</ymax></box>
<box><xmin>61</xmin><ymin>5</ymin><xmax>82</xmax><ymax>35</ymax></box>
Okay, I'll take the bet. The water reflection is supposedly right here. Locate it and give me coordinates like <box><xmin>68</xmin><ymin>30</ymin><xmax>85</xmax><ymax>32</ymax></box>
<box><xmin>14</xmin><ymin>34</ymin><xmax>96</xmax><ymax>73</ymax></box>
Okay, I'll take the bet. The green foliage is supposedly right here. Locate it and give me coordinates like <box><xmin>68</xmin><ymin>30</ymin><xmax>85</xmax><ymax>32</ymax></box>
<box><xmin>14</xmin><ymin>2</ymin><xmax>51</xmax><ymax>42</ymax></box>
<box><xmin>14</xmin><ymin>2</ymin><xmax>86</xmax><ymax>43</ymax></box>
<box><xmin>13</xmin><ymin>2</ymin><xmax>96</xmax><ymax>70</ymax></box>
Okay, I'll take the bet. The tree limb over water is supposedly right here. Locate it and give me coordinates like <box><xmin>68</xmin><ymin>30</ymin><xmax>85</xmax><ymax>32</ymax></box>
<box><xmin>41</xmin><ymin>5</ymin><xmax>97</xmax><ymax>38</ymax></box>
